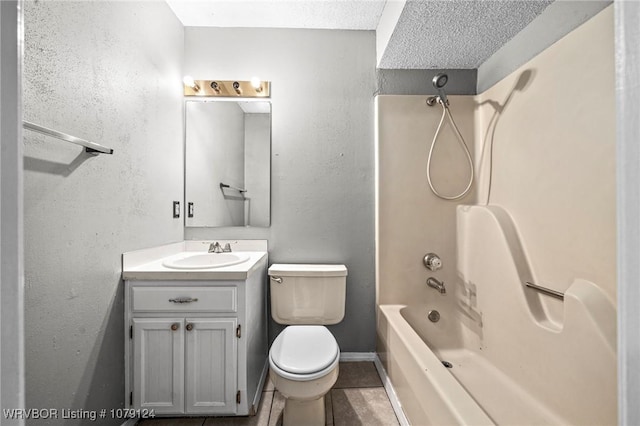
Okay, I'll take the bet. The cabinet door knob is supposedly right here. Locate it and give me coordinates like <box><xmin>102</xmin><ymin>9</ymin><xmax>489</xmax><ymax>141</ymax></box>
<box><xmin>186</xmin><ymin>323</ymin><xmax>194</xmax><ymax>331</ymax></box>
<box><xmin>171</xmin><ymin>323</ymin><xmax>179</xmax><ymax>331</ymax></box>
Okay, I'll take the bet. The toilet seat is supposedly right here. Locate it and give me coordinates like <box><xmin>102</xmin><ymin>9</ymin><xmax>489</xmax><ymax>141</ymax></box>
<box><xmin>269</xmin><ymin>325</ymin><xmax>340</xmax><ymax>382</ymax></box>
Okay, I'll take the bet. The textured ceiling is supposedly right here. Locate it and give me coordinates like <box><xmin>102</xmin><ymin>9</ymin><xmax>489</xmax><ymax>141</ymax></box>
<box><xmin>167</xmin><ymin>0</ymin><xmax>554</xmax><ymax>69</ymax></box>
<box><xmin>379</xmin><ymin>0</ymin><xmax>554</xmax><ymax>69</ymax></box>
<box><xmin>166</xmin><ymin>0</ymin><xmax>386</xmax><ymax>30</ymax></box>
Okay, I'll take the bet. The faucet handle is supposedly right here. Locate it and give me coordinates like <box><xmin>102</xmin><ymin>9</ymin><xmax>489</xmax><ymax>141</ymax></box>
<box><xmin>423</xmin><ymin>253</ymin><xmax>442</xmax><ymax>271</ymax></box>
<box><xmin>223</xmin><ymin>243</ymin><xmax>232</xmax><ymax>252</ymax></box>
<box><xmin>208</xmin><ymin>242</ymin><xmax>223</xmax><ymax>253</ymax></box>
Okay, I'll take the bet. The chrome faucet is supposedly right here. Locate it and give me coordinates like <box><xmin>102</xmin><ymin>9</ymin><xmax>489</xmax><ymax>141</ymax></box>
<box><xmin>208</xmin><ymin>242</ymin><xmax>232</xmax><ymax>253</ymax></box>
<box><xmin>208</xmin><ymin>242</ymin><xmax>223</xmax><ymax>253</ymax></box>
<box><xmin>427</xmin><ymin>277</ymin><xmax>446</xmax><ymax>294</ymax></box>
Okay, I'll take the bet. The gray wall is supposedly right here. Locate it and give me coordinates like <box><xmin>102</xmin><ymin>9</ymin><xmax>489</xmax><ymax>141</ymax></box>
<box><xmin>614</xmin><ymin>2</ymin><xmax>640</xmax><ymax>424</ymax></box>
<box><xmin>376</xmin><ymin>69</ymin><xmax>477</xmax><ymax>95</ymax></box>
<box><xmin>1</xmin><ymin>1</ymin><xmax>25</xmax><ymax>423</ymax></box>
<box><xmin>184</xmin><ymin>28</ymin><xmax>377</xmax><ymax>352</ymax></box>
<box><xmin>23</xmin><ymin>1</ymin><xmax>184</xmax><ymax>424</ymax></box>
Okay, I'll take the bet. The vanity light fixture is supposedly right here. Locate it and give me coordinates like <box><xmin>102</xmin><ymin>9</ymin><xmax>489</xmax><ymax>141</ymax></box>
<box><xmin>183</xmin><ymin>79</ymin><xmax>270</xmax><ymax>98</ymax></box>
<box><xmin>182</xmin><ymin>75</ymin><xmax>200</xmax><ymax>92</ymax></box>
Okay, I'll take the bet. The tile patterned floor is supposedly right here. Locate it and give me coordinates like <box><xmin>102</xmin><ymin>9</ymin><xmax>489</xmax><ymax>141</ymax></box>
<box><xmin>137</xmin><ymin>362</ymin><xmax>399</xmax><ymax>426</ymax></box>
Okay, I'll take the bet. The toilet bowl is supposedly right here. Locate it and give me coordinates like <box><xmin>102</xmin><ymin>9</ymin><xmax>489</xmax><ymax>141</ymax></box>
<box><xmin>269</xmin><ymin>325</ymin><xmax>340</xmax><ymax>425</ymax></box>
<box><xmin>267</xmin><ymin>264</ymin><xmax>348</xmax><ymax>426</ymax></box>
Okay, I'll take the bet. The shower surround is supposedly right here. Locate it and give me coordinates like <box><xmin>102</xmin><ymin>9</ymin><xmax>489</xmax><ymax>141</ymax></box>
<box><xmin>376</xmin><ymin>6</ymin><xmax>616</xmax><ymax>425</ymax></box>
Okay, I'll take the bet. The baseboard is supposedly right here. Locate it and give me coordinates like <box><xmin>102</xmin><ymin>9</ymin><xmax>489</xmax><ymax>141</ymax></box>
<box><xmin>374</xmin><ymin>354</ymin><xmax>410</xmax><ymax>426</ymax></box>
<box><xmin>339</xmin><ymin>352</ymin><xmax>377</xmax><ymax>361</ymax></box>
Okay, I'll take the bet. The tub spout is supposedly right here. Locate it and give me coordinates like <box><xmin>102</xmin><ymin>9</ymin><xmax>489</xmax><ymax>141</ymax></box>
<box><xmin>427</xmin><ymin>277</ymin><xmax>446</xmax><ymax>294</ymax></box>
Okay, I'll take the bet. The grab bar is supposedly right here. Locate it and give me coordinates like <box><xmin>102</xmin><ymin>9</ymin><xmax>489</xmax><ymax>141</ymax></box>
<box><xmin>524</xmin><ymin>281</ymin><xmax>564</xmax><ymax>300</ymax></box>
<box><xmin>23</xmin><ymin>121</ymin><xmax>114</xmax><ymax>155</ymax></box>
<box><xmin>219</xmin><ymin>182</ymin><xmax>246</xmax><ymax>193</ymax></box>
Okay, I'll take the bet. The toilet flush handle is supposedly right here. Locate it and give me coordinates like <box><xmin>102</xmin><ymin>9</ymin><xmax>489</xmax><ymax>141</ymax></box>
<box><xmin>271</xmin><ymin>276</ymin><xmax>283</xmax><ymax>284</ymax></box>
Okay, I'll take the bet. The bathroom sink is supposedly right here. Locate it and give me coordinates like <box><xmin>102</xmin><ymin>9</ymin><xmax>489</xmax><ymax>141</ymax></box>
<box><xmin>162</xmin><ymin>253</ymin><xmax>250</xmax><ymax>270</ymax></box>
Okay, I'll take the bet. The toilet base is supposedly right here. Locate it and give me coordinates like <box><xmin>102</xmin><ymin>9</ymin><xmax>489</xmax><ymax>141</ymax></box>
<box><xmin>283</xmin><ymin>396</ymin><xmax>325</xmax><ymax>426</ymax></box>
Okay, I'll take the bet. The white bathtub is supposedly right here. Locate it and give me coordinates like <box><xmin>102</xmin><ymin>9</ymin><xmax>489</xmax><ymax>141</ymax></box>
<box><xmin>376</xmin><ymin>206</ymin><xmax>617</xmax><ymax>425</ymax></box>
<box><xmin>377</xmin><ymin>304</ymin><xmax>578</xmax><ymax>426</ymax></box>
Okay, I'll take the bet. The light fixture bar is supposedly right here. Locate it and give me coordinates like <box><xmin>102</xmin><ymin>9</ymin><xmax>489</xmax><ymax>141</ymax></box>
<box><xmin>183</xmin><ymin>79</ymin><xmax>270</xmax><ymax>98</ymax></box>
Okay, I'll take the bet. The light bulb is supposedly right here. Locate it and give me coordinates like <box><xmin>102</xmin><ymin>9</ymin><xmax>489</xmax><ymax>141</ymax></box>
<box><xmin>250</xmin><ymin>77</ymin><xmax>262</xmax><ymax>92</ymax></box>
<box><xmin>183</xmin><ymin>75</ymin><xmax>199</xmax><ymax>91</ymax></box>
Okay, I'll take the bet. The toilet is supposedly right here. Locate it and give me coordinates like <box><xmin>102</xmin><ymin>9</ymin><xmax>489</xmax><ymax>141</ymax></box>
<box><xmin>268</xmin><ymin>264</ymin><xmax>348</xmax><ymax>426</ymax></box>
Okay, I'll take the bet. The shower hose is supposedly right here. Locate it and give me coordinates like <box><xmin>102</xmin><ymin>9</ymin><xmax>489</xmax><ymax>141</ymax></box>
<box><xmin>427</xmin><ymin>97</ymin><xmax>474</xmax><ymax>200</ymax></box>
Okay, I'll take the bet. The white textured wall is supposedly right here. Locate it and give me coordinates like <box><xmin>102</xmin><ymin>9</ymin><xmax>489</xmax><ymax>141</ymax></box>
<box><xmin>23</xmin><ymin>1</ymin><xmax>184</xmax><ymax>423</ymax></box>
<box><xmin>183</xmin><ymin>28</ymin><xmax>377</xmax><ymax>351</ymax></box>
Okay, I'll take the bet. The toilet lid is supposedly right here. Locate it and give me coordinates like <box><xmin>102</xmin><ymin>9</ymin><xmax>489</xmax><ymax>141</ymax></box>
<box><xmin>270</xmin><ymin>326</ymin><xmax>339</xmax><ymax>375</ymax></box>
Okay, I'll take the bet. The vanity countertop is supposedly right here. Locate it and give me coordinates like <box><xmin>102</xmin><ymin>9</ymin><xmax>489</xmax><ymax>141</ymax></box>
<box><xmin>122</xmin><ymin>240</ymin><xmax>268</xmax><ymax>281</ymax></box>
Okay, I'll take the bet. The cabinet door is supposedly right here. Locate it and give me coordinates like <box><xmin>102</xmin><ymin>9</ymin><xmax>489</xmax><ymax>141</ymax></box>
<box><xmin>132</xmin><ymin>318</ymin><xmax>184</xmax><ymax>414</ymax></box>
<box><xmin>185</xmin><ymin>318</ymin><xmax>238</xmax><ymax>415</ymax></box>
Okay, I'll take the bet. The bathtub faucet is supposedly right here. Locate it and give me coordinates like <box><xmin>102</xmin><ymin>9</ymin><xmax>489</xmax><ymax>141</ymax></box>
<box><xmin>427</xmin><ymin>277</ymin><xmax>446</xmax><ymax>294</ymax></box>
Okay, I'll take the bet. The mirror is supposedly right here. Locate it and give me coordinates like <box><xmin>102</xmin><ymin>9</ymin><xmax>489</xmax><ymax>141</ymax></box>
<box><xmin>185</xmin><ymin>100</ymin><xmax>271</xmax><ymax>227</ymax></box>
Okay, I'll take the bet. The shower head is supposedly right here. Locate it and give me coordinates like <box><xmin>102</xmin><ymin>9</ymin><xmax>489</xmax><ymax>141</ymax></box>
<box><xmin>432</xmin><ymin>73</ymin><xmax>449</xmax><ymax>106</ymax></box>
<box><xmin>432</xmin><ymin>73</ymin><xmax>448</xmax><ymax>89</ymax></box>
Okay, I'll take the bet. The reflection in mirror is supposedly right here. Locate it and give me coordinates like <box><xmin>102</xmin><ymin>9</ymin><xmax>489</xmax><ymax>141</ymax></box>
<box><xmin>185</xmin><ymin>100</ymin><xmax>271</xmax><ymax>227</ymax></box>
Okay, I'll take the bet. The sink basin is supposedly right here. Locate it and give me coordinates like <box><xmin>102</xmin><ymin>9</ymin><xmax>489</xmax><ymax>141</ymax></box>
<box><xmin>162</xmin><ymin>253</ymin><xmax>250</xmax><ymax>270</ymax></box>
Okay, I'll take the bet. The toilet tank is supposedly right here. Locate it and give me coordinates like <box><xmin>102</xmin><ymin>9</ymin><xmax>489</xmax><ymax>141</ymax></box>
<box><xmin>268</xmin><ymin>264</ymin><xmax>347</xmax><ymax>325</ymax></box>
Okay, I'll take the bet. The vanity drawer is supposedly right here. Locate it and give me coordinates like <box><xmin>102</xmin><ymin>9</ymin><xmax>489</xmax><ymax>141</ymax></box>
<box><xmin>132</xmin><ymin>286</ymin><xmax>237</xmax><ymax>313</ymax></box>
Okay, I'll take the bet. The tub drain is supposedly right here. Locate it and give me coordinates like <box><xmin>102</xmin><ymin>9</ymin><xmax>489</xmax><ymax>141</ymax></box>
<box><xmin>442</xmin><ymin>361</ymin><xmax>453</xmax><ymax>368</ymax></box>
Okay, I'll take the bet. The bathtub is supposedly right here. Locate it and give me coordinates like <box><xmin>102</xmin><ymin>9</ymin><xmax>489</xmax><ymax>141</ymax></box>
<box><xmin>377</xmin><ymin>206</ymin><xmax>617</xmax><ymax>425</ymax></box>
<box><xmin>377</xmin><ymin>304</ymin><xmax>572</xmax><ymax>426</ymax></box>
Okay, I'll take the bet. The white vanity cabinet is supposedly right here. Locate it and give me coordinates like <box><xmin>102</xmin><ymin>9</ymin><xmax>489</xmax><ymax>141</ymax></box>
<box><xmin>131</xmin><ymin>316</ymin><xmax>238</xmax><ymax>415</ymax></box>
<box><xmin>124</xmin><ymin>252</ymin><xmax>268</xmax><ymax>417</ymax></box>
